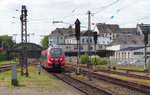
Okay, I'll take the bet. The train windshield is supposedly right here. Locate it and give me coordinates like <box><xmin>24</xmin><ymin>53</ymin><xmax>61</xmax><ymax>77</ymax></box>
<box><xmin>50</xmin><ymin>48</ymin><xmax>63</xmax><ymax>58</ymax></box>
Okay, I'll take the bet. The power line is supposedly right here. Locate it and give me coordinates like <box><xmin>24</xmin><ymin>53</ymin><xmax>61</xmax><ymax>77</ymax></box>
<box><xmin>79</xmin><ymin>0</ymin><xmax>120</xmax><ymax>25</ymax></box>
<box><xmin>92</xmin><ymin>0</ymin><xmax>120</xmax><ymax>15</ymax></box>
<box><xmin>120</xmin><ymin>16</ymin><xmax>150</xmax><ymax>26</ymax></box>
<box><xmin>105</xmin><ymin>2</ymin><xmax>139</xmax><ymax>23</ymax></box>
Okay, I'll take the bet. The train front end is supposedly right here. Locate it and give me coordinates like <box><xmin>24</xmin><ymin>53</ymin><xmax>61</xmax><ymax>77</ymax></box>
<box><xmin>47</xmin><ymin>46</ymin><xmax>65</xmax><ymax>70</ymax></box>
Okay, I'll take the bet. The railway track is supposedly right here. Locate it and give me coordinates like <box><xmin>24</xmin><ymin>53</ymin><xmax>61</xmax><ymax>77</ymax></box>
<box><xmin>67</xmin><ymin>64</ymin><xmax>150</xmax><ymax>80</ymax></box>
<box><xmin>66</xmin><ymin>66</ymin><xmax>150</xmax><ymax>95</ymax></box>
<box><xmin>0</xmin><ymin>64</ymin><xmax>12</xmax><ymax>72</ymax></box>
<box><xmin>0</xmin><ymin>63</ymin><xmax>38</xmax><ymax>73</ymax></box>
<box><xmin>52</xmin><ymin>72</ymin><xmax>115</xmax><ymax>95</ymax></box>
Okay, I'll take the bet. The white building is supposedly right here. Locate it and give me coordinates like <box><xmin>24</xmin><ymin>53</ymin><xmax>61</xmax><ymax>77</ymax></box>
<box><xmin>64</xmin><ymin>30</ymin><xmax>105</xmax><ymax>52</ymax></box>
<box><xmin>94</xmin><ymin>23</ymin><xmax>121</xmax><ymax>41</ymax></box>
<box><xmin>115</xmin><ymin>46</ymin><xmax>150</xmax><ymax>59</ymax></box>
<box><xmin>65</xmin><ymin>30</ymin><xmax>112</xmax><ymax>45</ymax></box>
<box><xmin>61</xmin><ymin>44</ymin><xmax>106</xmax><ymax>52</ymax></box>
<box><xmin>48</xmin><ymin>28</ymin><xmax>75</xmax><ymax>45</ymax></box>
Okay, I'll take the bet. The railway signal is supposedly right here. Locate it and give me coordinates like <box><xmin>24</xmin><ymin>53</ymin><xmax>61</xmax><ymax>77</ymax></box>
<box><xmin>143</xmin><ymin>28</ymin><xmax>150</xmax><ymax>71</ymax></box>
<box><xmin>93</xmin><ymin>32</ymin><xmax>97</xmax><ymax>44</ymax></box>
<box><xmin>75</xmin><ymin>18</ymin><xmax>80</xmax><ymax>41</ymax></box>
<box><xmin>93</xmin><ymin>32</ymin><xmax>98</xmax><ymax>71</ymax></box>
<box><xmin>144</xmin><ymin>32</ymin><xmax>148</xmax><ymax>45</ymax></box>
<box><xmin>75</xmin><ymin>18</ymin><xmax>81</xmax><ymax>75</ymax></box>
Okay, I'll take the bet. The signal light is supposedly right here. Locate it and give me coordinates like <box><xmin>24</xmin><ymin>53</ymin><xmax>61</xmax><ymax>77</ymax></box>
<box><xmin>75</xmin><ymin>18</ymin><xmax>81</xmax><ymax>41</ymax></box>
<box><xmin>93</xmin><ymin>32</ymin><xmax>98</xmax><ymax>44</ymax></box>
<box><xmin>144</xmin><ymin>32</ymin><xmax>148</xmax><ymax>45</ymax></box>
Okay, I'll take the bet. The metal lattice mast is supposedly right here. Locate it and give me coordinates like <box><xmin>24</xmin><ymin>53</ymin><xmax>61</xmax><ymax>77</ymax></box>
<box><xmin>20</xmin><ymin>5</ymin><xmax>28</xmax><ymax>76</ymax></box>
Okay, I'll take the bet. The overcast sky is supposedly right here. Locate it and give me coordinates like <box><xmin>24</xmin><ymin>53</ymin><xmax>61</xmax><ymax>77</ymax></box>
<box><xmin>0</xmin><ymin>0</ymin><xmax>150</xmax><ymax>45</ymax></box>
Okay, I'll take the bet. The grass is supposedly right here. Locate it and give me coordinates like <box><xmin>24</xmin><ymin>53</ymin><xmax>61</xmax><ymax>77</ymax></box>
<box><xmin>0</xmin><ymin>58</ymin><xmax>19</xmax><ymax>65</ymax></box>
<box><xmin>0</xmin><ymin>66</ymin><xmax>61</xmax><ymax>91</ymax></box>
<box><xmin>97</xmin><ymin>72</ymin><xmax>150</xmax><ymax>85</ymax></box>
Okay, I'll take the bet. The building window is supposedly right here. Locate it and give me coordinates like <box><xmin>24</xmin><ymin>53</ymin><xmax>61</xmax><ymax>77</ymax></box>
<box><xmin>147</xmin><ymin>52</ymin><xmax>150</xmax><ymax>55</ymax></box>
<box><xmin>134</xmin><ymin>52</ymin><xmax>143</xmax><ymax>55</ymax></box>
<box><xmin>101</xmin><ymin>34</ymin><xmax>104</xmax><ymax>37</ymax></box>
<box><xmin>90</xmin><ymin>38</ymin><xmax>92</xmax><ymax>43</ymax></box>
<box><xmin>107</xmin><ymin>41</ymin><xmax>109</xmax><ymax>43</ymax></box>
<box><xmin>86</xmin><ymin>38</ymin><xmax>88</xmax><ymax>43</ymax></box>
<box><xmin>113</xmin><ymin>34</ymin><xmax>115</xmax><ymax>38</ymax></box>
<box><xmin>82</xmin><ymin>38</ymin><xmax>84</xmax><ymax>43</ymax></box>
<box><xmin>99</xmin><ymin>46</ymin><xmax>102</xmax><ymax>49</ymax></box>
<box><xmin>74</xmin><ymin>46</ymin><xmax>77</xmax><ymax>50</ymax></box>
<box><xmin>103</xmin><ymin>41</ymin><xmax>105</xmax><ymax>44</ymax></box>
<box><xmin>91</xmin><ymin>47</ymin><xmax>93</xmax><ymax>50</ymax></box>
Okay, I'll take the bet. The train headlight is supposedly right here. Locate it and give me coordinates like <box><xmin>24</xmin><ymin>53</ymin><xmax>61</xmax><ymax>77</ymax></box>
<box><xmin>60</xmin><ymin>58</ymin><xmax>62</xmax><ymax>60</ymax></box>
<box><xmin>51</xmin><ymin>58</ymin><xmax>53</xmax><ymax>60</ymax></box>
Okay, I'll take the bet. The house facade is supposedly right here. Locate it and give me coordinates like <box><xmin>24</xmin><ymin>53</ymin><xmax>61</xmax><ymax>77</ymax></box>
<box><xmin>136</xmin><ymin>23</ymin><xmax>150</xmax><ymax>36</ymax></box>
<box><xmin>115</xmin><ymin>46</ymin><xmax>150</xmax><ymax>59</ymax></box>
<box><xmin>94</xmin><ymin>23</ymin><xmax>121</xmax><ymax>41</ymax></box>
<box><xmin>48</xmin><ymin>28</ymin><xmax>75</xmax><ymax>46</ymax></box>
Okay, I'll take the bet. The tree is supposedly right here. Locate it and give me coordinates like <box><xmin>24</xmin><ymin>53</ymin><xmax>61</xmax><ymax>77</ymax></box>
<box><xmin>41</xmin><ymin>36</ymin><xmax>48</xmax><ymax>49</ymax></box>
<box><xmin>68</xmin><ymin>25</ymin><xmax>72</xmax><ymax>29</ymax></box>
<box><xmin>0</xmin><ymin>35</ymin><xmax>14</xmax><ymax>50</ymax></box>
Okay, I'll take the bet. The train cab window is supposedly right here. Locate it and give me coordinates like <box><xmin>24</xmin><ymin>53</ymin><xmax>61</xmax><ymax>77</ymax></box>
<box><xmin>50</xmin><ymin>48</ymin><xmax>63</xmax><ymax>58</ymax></box>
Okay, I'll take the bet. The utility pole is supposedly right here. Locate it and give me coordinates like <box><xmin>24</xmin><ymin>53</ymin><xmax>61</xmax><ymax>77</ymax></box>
<box><xmin>87</xmin><ymin>10</ymin><xmax>91</xmax><ymax>80</ymax></box>
<box><xmin>20</xmin><ymin>5</ymin><xmax>28</xmax><ymax>77</ymax></box>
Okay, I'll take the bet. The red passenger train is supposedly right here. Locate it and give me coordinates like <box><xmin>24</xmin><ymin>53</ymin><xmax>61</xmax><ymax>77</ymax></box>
<box><xmin>41</xmin><ymin>45</ymin><xmax>65</xmax><ymax>71</ymax></box>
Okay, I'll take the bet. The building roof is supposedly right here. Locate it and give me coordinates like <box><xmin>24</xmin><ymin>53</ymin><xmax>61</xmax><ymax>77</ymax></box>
<box><xmin>96</xmin><ymin>23</ymin><xmax>121</xmax><ymax>34</ymax></box>
<box><xmin>81</xmin><ymin>30</ymin><xmax>93</xmax><ymax>36</ymax></box>
<box><xmin>119</xmin><ymin>46</ymin><xmax>150</xmax><ymax>51</ymax></box>
<box><xmin>109</xmin><ymin>35</ymin><xmax>143</xmax><ymax>45</ymax></box>
<box><xmin>138</xmin><ymin>24</ymin><xmax>150</xmax><ymax>32</ymax></box>
<box><xmin>49</xmin><ymin>28</ymin><xmax>75</xmax><ymax>36</ymax></box>
<box><xmin>120</xmin><ymin>28</ymin><xmax>136</xmax><ymax>35</ymax></box>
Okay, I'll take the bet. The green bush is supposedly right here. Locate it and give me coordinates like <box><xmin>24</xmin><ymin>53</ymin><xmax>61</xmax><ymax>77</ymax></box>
<box><xmin>80</xmin><ymin>53</ymin><xmax>88</xmax><ymax>64</ymax></box>
<box><xmin>91</xmin><ymin>57</ymin><xmax>100</xmax><ymax>65</ymax></box>
<box><xmin>91</xmin><ymin>57</ymin><xmax>108</xmax><ymax>65</ymax></box>
<box><xmin>100</xmin><ymin>59</ymin><xmax>108</xmax><ymax>65</ymax></box>
<box><xmin>0</xmin><ymin>52</ymin><xmax>7</xmax><ymax>61</ymax></box>
<box><xmin>80</xmin><ymin>53</ymin><xmax>108</xmax><ymax>65</ymax></box>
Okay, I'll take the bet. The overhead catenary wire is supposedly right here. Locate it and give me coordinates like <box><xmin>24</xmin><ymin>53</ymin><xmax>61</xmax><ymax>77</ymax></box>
<box><xmin>80</xmin><ymin>0</ymin><xmax>120</xmax><ymax>25</ymax></box>
<box><xmin>92</xmin><ymin>0</ymin><xmax>120</xmax><ymax>16</ymax></box>
<box><xmin>120</xmin><ymin>16</ymin><xmax>150</xmax><ymax>26</ymax></box>
<box><xmin>105</xmin><ymin>2</ymin><xmax>139</xmax><ymax>23</ymax></box>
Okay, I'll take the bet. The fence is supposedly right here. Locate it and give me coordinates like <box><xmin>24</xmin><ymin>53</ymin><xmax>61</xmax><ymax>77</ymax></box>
<box><xmin>65</xmin><ymin>56</ymin><xmax>77</xmax><ymax>63</ymax></box>
<box><xmin>109</xmin><ymin>57</ymin><xmax>149</xmax><ymax>67</ymax></box>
